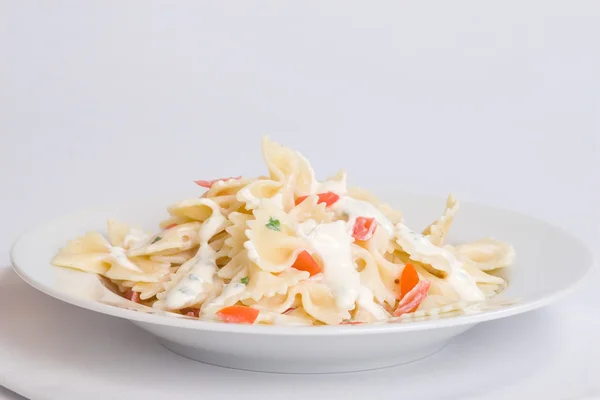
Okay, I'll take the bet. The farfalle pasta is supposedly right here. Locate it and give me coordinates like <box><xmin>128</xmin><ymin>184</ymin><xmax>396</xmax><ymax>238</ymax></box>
<box><xmin>51</xmin><ymin>137</ymin><xmax>515</xmax><ymax>325</ymax></box>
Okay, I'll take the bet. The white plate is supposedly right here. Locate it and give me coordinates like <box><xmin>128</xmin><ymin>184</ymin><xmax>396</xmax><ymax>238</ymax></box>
<box><xmin>10</xmin><ymin>192</ymin><xmax>596</xmax><ymax>373</ymax></box>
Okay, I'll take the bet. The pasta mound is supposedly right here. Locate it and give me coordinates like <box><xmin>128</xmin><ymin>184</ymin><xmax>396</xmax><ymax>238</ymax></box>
<box><xmin>52</xmin><ymin>137</ymin><xmax>514</xmax><ymax>326</ymax></box>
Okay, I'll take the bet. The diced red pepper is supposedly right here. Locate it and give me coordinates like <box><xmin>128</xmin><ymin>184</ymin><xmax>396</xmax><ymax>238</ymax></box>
<box><xmin>393</xmin><ymin>280</ymin><xmax>430</xmax><ymax>317</ymax></box>
<box><xmin>282</xmin><ymin>307</ymin><xmax>297</xmax><ymax>315</ymax></box>
<box><xmin>352</xmin><ymin>216</ymin><xmax>377</xmax><ymax>241</ymax></box>
<box><xmin>291</xmin><ymin>250</ymin><xmax>322</xmax><ymax>276</ymax></box>
<box><xmin>295</xmin><ymin>191</ymin><xmax>340</xmax><ymax>207</ymax></box>
<box><xmin>194</xmin><ymin>176</ymin><xmax>241</xmax><ymax>188</ymax></box>
<box><xmin>216</xmin><ymin>305</ymin><xmax>259</xmax><ymax>324</ymax></box>
<box><xmin>399</xmin><ymin>263</ymin><xmax>420</xmax><ymax>299</ymax></box>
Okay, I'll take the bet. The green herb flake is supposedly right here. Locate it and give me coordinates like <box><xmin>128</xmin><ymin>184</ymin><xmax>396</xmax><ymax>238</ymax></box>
<box><xmin>240</xmin><ymin>277</ymin><xmax>249</xmax><ymax>285</ymax></box>
<box><xmin>151</xmin><ymin>236</ymin><xmax>162</xmax><ymax>244</ymax></box>
<box><xmin>265</xmin><ymin>217</ymin><xmax>281</xmax><ymax>232</ymax></box>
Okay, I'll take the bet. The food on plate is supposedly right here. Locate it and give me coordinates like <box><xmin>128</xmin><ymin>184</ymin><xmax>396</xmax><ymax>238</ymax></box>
<box><xmin>52</xmin><ymin>137</ymin><xmax>514</xmax><ymax>325</ymax></box>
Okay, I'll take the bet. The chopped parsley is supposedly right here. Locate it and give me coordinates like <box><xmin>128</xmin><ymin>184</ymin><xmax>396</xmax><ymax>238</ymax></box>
<box><xmin>265</xmin><ymin>217</ymin><xmax>281</xmax><ymax>232</ymax></box>
<box><xmin>240</xmin><ymin>277</ymin><xmax>249</xmax><ymax>285</ymax></box>
<box><xmin>151</xmin><ymin>236</ymin><xmax>162</xmax><ymax>244</ymax></box>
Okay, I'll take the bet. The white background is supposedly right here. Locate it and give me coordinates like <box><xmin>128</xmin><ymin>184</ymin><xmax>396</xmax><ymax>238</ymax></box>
<box><xmin>1</xmin><ymin>1</ymin><xmax>599</xmax><ymax>399</ymax></box>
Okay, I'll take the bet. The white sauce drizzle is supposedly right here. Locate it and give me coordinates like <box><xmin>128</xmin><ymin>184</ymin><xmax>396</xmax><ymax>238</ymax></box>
<box><xmin>395</xmin><ymin>223</ymin><xmax>485</xmax><ymax>302</ymax></box>
<box><xmin>201</xmin><ymin>282</ymin><xmax>246</xmax><ymax>314</ymax></box>
<box><xmin>161</xmin><ymin>199</ymin><xmax>227</xmax><ymax>310</ymax></box>
<box><xmin>299</xmin><ymin>220</ymin><xmax>386</xmax><ymax>319</ymax></box>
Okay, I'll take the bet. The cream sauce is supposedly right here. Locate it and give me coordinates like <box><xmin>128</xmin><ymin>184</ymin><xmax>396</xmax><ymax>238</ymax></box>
<box><xmin>161</xmin><ymin>199</ymin><xmax>227</xmax><ymax>310</ymax></box>
<box><xmin>299</xmin><ymin>220</ymin><xmax>383</xmax><ymax>318</ymax></box>
<box><xmin>201</xmin><ymin>281</ymin><xmax>246</xmax><ymax>313</ymax></box>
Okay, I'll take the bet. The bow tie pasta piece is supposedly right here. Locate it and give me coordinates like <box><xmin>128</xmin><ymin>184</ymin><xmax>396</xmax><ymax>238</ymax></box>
<box><xmin>352</xmin><ymin>244</ymin><xmax>396</xmax><ymax>308</ymax></box>
<box><xmin>236</xmin><ymin>179</ymin><xmax>284</xmax><ymax>211</ymax></box>
<box><xmin>153</xmin><ymin>202</ymin><xmax>228</xmax><ymax>310</ymax></box>
<box><xmin>422</xmin><ymin>194</ymin><xmax>459</xmax><ymax>246</ymax></box>
<box><xmin>453</xmin><ymin>238</ymin><xmax>515</xmax><ymax>271</ymax></box>
<box><xmin>298</xmin><ymin>282</ymin><xmax>352</xmax><ymax>325</ymax></box>
<box><xmin>52</xmin><ymin>232</ymin><xmax>112</xmax><ymax>274</ymax></box>
<box><xmin>244</xmin><ymin>262</ymin><xmax>309</xmax><ymax>301</ymax></box>
<box><xmin>127</xmin><ymin>222</ymin><xmax>202</xmax><ymax>257</ymax></box>
<box><xmin>289</xmin><ymin>194</ymin><xmax>335</xmax><ymax>224</ymax></box>
<box><xmin>243</xmin><ymin>281</ymin><xmax>351</xmax><ymax>325</ymax></box>
<box><xmin>262</xmin><ymin>136</ymin><xmax>316</xmax><ymax>201</ymax></box>
<box><xmin>245</xmin><ymin>199</ymin><xmax>307</xmax><ymax>273</ymax></box>
<box><xmin>51</xmin><ymin>230</ymin><xmax>170</xmax><ymax>284</ymax></box>
<box><xmin>153</xmin><ymin>248</ymin><xmax>222</xmax><ymax>310</ymax></box>
<box><xmin>154</xmin><ymin>200</ymin><xmax>228</xmax><ymax>309</ymax></box>
<box><xmin>395</xmin><ymin>223</ymin><xmax>485</xmax><ymax>302</ymax></box>
<box><xmin>202</xmin><ymin>177</ymin><xmax>255</xmax><ymax>214</ymax></box>
<box><xmin>223</xmin><ymin>212</ymin><xmax>254</xmax><ymax>258</ymax></box>
<box><xmin>362</xmin><ymin>227</ymin><xmax>405</xmax><ymax>301</ymax></box>
<box><xmin>210</xmin><ymin>250</ymin><xmax>308</xmax><ymax>311</ymax></box>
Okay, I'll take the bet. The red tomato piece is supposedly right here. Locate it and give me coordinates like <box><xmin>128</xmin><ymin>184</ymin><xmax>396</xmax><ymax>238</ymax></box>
<box><xmin>352</xmin><ymin>217</ymin><xmax>377</xmax><ymax>241</ymax></box>
<box><xmin>216</xmin><ymin>305</ymin><xmax>259</xmax><ymax>324</ymax></box>
<box><xmin>393</xmin><ymin>280</ymin><xmax>430</xmax><ymax>317</ymax></box>
<box><xmin>399</xmin><ymin>263</ymin><xmax>420</xmax><ymax>299</ymax></box>
<box><xmin>291</xmin><ymin>250</ymin><xmax>322</xmax><ymax>276</ymax></box>
<box><xmin>194</xmin><ymin>176</ymin><xmax>241</xmax><ymax>188</ymax></box>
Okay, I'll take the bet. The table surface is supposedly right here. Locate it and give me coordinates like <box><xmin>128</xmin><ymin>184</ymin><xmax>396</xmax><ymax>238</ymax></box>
<box><xmin>1</xmin><ymin>1</ymin><xmax>598</xmax><ymax>399</ymax></box>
